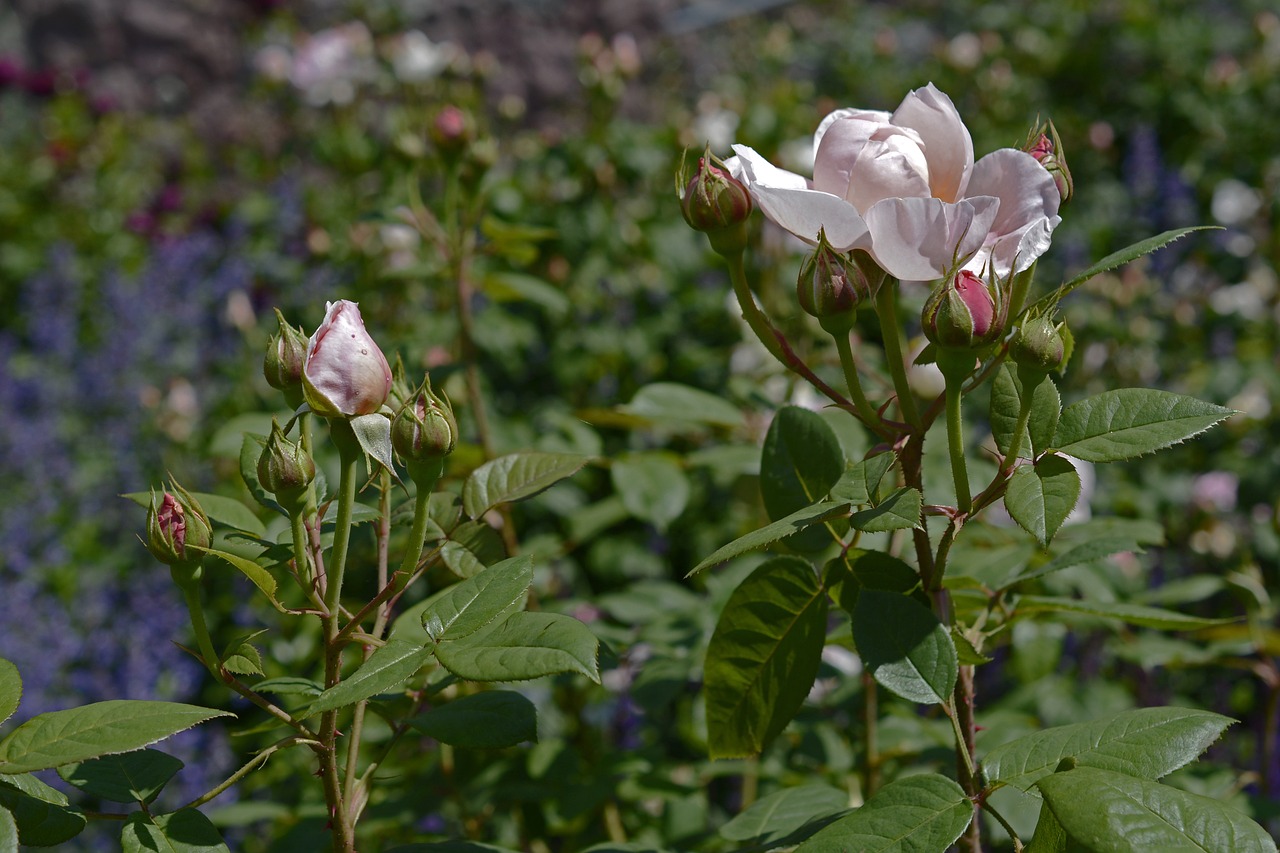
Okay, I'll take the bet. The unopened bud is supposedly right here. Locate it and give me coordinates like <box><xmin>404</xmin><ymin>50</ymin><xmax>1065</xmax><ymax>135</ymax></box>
<box><xmin>922</xmin><ymin>270</ymin><xmax>1007</xmax><ymax>352</ymax></box>
<box><xmin>1010</xmin><ymin>315</ymin><xmax>1066</xmax><ymax>373</ymax></box>
<box><xmin>430</xmin><ymin>105</ymin><xmax>475</xmax><ymax>157</ymax></box>
<box><xmin>257</xmin><ymin>419</ymin><xmax>315</xmax><ymax>509</ymax></box>
<box><xmin>392</xmin><ymin>375</ymin><xmax>457</xmax><ymax>463</ymax></box>
<box><xmin>146</xmin><ymin>484</ymin><xmax>211</xmax><ymax>566</ymax></box>
<box><xmin>678</xmin><ymin>147</ymin><xmax>753</xmax><ymax>256</ymax></box>
<box><xmin>1024</xmin><ymin>120</ymin><xmax>1072</xmax><ymax>205</ymax></box>
<box><xmin>264</xmin><ymin>309</ymin><xmax>308</xmax><ymax>394</ymax></box>
<box><xmin>797</xmin><ymin>233</ymin><xmax>871</xmax><ymax>335</ymax></box>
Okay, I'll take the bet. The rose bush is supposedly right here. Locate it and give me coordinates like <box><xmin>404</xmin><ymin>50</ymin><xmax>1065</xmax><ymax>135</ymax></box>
<box><xmin>727</xmin><ymin>83</ymin><xmax>1061</xmax><ymax>281</ymax></box>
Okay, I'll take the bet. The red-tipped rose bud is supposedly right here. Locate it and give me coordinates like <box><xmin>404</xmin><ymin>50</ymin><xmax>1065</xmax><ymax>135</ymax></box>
<box><xmin>257</xmin><ymin>419</ymin><xmax>315</xmax><ymax>509</ymax></box>
<box><xmin>1010</xmin><ymin>315</ymin><xmax>1066</xmax><ymax>373</ymax></box>
<box><xmin>922</xmin><ymin>270</ymin><xmax>1007</xmax><ymax>351</ymax></box>
<box><xmin>797</xmin><ymin>232</ymin><xmax>871</xmax><ymax>335</ymax></box>
<box><xmin>392</xmin><ymin>375</ymin><xmax>457</xmax><ymax>463</ymax></box>
<box><xmin>678</xmin><ymin>147</ymin><xmax>753</xmax><ymax>256</ymax></box>
<box><xmin>264</xmin><ymin>308</ymin><xmax>309</xmax><ymax>396</ymax></box>
<box><xmin>146</xmin><ymin>484</ymin><xmax>211</xmax><ymax>566</ymax></box>
<box><xmin>302</xmin><ymin>300</ymin><xmax>394</xmax><ymax>418</ymax></box>
<box><xmin>1024</xmin><ymin>120</ymin><xmax>1073</xmax><ymax>205</ymax></box>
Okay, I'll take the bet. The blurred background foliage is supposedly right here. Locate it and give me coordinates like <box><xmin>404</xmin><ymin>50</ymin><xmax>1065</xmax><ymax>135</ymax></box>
<box><xmin>1</xmin><ymin>0</ymin><xmax>1278</xmax><ymax>848</ymax></box>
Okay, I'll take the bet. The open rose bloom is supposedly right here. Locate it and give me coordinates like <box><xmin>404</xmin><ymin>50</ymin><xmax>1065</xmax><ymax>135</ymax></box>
<box><xmin>727</xmin><ymin>84</ymin><xmax>1061</xmax><ymax>282</ymax></box>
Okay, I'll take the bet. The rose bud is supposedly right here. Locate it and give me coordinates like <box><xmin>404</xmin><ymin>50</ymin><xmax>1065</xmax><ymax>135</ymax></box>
<box><xmin>430</xmin><ymin>104</ymin><xmax>475</xmax><ymax>157</ymax></box>
<box><xmin>146</xmin><ymin>484</ymin><xmax>211</xmax><ymax>566</ymax></box>
<box><xmin>922</xmin><ymin>269</ymin><xmax>1007</xmax><ymax>352</ymax></box>
<box><xmin>392</xmin><ymin>375</ymin><xmax>458</xmax><ymax>463</ymax></box>
<box><xmin>1024</xmin><ymin>120</ymin><xmax>1073</xmax><ymax>205</ymax></box>
<box><xmin>1010</xmin><ymin>315</ymin><xmax>1066</xmax><ymax>374</ymax></box>
<box><xmin>797</xmin><ymin>232</ymin><xmax>872</xmax><ymax>335</ymax></box>
<box><xmin>302</xmin><ymin>300</ymin><xmax>394</xmax><ymax>418</ymax></box>
<box><xmin>264</xmin><ymin>308</ymin><xmax>309</xmax><ymax>394</ymax></box>
<box><xmin>677</xmin><ymin>147</ymin><xmax>753</xmax><ymax>255</ymax></box>
<box><xmin>257</xmin><ymin>418</ymin><xmax>315</xmax><ymax>509</ymax></box>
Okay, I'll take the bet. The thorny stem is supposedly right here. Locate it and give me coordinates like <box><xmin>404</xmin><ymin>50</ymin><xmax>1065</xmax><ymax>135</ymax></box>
<box><xmin>180</xmin><ymin>736</ymin><xmax>318</xmax><ymax>811</ymax></box>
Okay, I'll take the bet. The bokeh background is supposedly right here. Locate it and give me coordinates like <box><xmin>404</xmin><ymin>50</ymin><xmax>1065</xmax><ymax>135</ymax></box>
<box><xmin>1</xmin><ymin>0</ymin><xmax>1278</xmax><ymax>848</ymax></box>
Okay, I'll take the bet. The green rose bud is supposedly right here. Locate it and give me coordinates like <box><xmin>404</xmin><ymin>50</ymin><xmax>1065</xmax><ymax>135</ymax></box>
<box><xmin>797</xmin><ymin>233</ymin><xmax>873</xmax><ymax>335</ymax></box>
<box><xmin>392</xmin><ymin>375</ymin><xmax>457</xmax><ymax>463</ymax></box>
<box><xmin>264</xmin><ymin>308</ymin><xmax>309</xmax><ymax>396</ymax></box>
<box><xmin>257</xmin><ymin>419</ymin><xmax>315</xmax><ymax>510</ymax></box>
<box><xmin>677</xmin><ymin>146</ymin><xmax>753</xmax><ymax>256</ymax></box>
<box><xmin>1010</xmin><ymin>315</ymin><xmax>1066</xmax><ymax>373</ymax></box>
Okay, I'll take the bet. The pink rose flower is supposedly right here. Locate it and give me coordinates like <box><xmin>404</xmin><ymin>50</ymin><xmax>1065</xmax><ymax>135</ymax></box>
<box><xmin>726</xmin><ymin>84</ymin><xmax>1061</xmax><ymax>282</ymax></box>
<box><xmin>303</xmin><ymin>300</ymin><xmax>393</xmax><ymax>417</ymax></box>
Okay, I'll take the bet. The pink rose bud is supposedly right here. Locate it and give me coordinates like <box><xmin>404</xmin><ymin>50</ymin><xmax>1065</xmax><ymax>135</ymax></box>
<box><xmin>302</xmin><ymin>300</ymin><xmax>394</xmax><ymax>417</ymax></box>
<box><xmin>922</xmin><ymin>270</ymin><xmax>1005</xmax><ymax>351</ymax></box>
<box><xmin>146</xmin><ymin>485</ymin><xmax>211</xmax><ymax>565</ymax></box>
<box><xmin>430</xmin><ymin>105</ymin><xmax>475</xmax><ymax>156</ymax></box>
<box><xmin>1024</xmin><ymin>120</ymin><xmax>1073</xmax><ymax>205</ymax></box>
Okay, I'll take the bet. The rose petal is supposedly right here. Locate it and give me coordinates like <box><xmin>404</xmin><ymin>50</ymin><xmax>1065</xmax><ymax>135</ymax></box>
<box><xmin>813</xmin><ymin>107</ymin><xmax>891</xmax><ymax>152</ymax></box>
<box><xmin>891</xmin><ymin>83</ymin><xmax>974</xmax><ymax>203</ymax></box>
<box><xmin>864</xmin><ymin>196</ymin><xmax>999</xmax><ymax>281</ymax></box>
<box><xmin>966</xmin><ymin>148</ymin><xmax>1061</xmax><ymax>275</ymax></box>
<box><xmin>732</xmin><ymin>144</ymin><xmax>871</xmax><ymax>249</ymax></box>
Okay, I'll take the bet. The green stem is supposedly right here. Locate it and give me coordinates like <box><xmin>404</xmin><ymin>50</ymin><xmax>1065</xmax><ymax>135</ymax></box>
<box><xmin>873</xmin><ymin>280</ymin><xmax>920</xmax><ymax>427</ymax></box>
<box><xmin>862</xmin><ymin>671</ymin><xmax>881</xmax><ymax>797</ymax></box>
<box><xmin>1002</xmin><ymin>366</ymin><xmax>1045</xmax><ymax>471</ymax></box>
<box><xmin>178</xmin><ymin>575</ymin><xmax>221</xmax><ymax>678</ymax></box>
<box><xmin>944</xmin><ymin>372</ymin><xmax>972</xmax><ymax>515</ymax></box>
<box><xmin>833</xmin><ymin>333</ymin><xmax>884</xmax><ymax>433</ymax></box>
<box><xmin>324</xmin><ymin>420</ymin><xmax>361</xmax><ymax>618</ymax></box>
<box><xmin>180</xmin><ymin>736</ymin><xmax>317</xmax><ymax>810</ymax></box>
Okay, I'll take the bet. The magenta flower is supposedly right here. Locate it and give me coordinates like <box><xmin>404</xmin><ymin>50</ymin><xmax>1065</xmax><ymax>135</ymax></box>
<box><xmin>726</xmin><ymin>84</ymin><xmax>1061</xmax><ymax>281</ymax></box>
<box><xmin>302</xmin><ymin>300</ymin><xmax>393</xmax><ymax>417</ymax></box>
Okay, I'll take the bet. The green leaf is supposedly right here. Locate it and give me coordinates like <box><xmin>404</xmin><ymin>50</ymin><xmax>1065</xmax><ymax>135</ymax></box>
<box><xmin>0</xmin><ymin>702</ymin><xmax>232</xmax><ymax>774</ymax></box>
<box><xmin>251</xmin><ymin>677</ymin><xmax>323</xmax><ymax>697</ymax></box>
<box><xmin>830</xmin><ymin>452</ymin><xmax>896</xmax><ymax>505</ymax></box>
<box><xmin>1025</xmin><ymin>795</ymin><xmax>1070</xmax><ymax>853</ymax></box>
<box><xmin>1015</xmin><ymin>596</ymin><xmax>1236</xmax><ymax>631</ymax></box>
<box><xmin>187</xmin><ymin>492</ymin><xmax>266</xmax><ymax>538</ymax></box>
<box><xmin>823</xmin><ymin>550</ymin><xmax>921</xmax><ymax>614</ymax></box>
<box><xmin>1004</xmin><ymin>455</ymin><xmax>1080</xmax><ymax>546</ymax></box>
<box><xmin>58</xmin><ymin>749</ymin><xmax>183</xmax><ymax>804</ymax></box>
<box><xmin>386</xmin><ymin>844</ymin><xmax>520</xmax><ymax>853</ymax></box>
<box><xmin>850</xmin><ymin>487</ymin><xmax>923</xmax><ymax>533</ymax></box>
<box><xmin>0</xmin><ymin>660</ymin><xmax>19</xmax><ymax>728</ymax></box>
<box><xmin>441</xmin><ymin>520</ymin><xmax>506</xmax><ymax>579</ymax></box>
<box><xmin>1053</xmin><ymin>389</ymin><xmax>1234</xmax><ymax>463</ymax></box>
<box><xmin>350</xmin><ymin>412</ymin><xmax>400</xmax><ymax>483</ymax></box>
<box><xmin>719</xmin><ymin>783</ymin><xmax>848</xmax><ymax>845</ymax></box>
<box><xmin>853</xmin><ymin>590</ymin><xmax>957</xmax><ymax>705</ymax></box>
<box><xmin>760</xmin><ymin>407</ymin><xmax>846</xmax><ymax>551</ymax></box>
<box><xmin>121</xmin><ymin>808</ymin><xmax>230</xmax><ymax>853</ymax></box>
<box><xmin>221</xmin><ymin>631</ymin><xmax>267</xmax><ymax>677</ymax></box>
<box><xmin>0</xmin><ymin>776</ymin><xmax>84</xmax><ymax>846</ymax></box>
<box><xmin>305</xmin><ymin>639</ymin><xmax>435</xmax><ymax>718</ymax></box>
<box><xmin>795</xmin><ymin>773</ymin><xmax>972</xmax><ymax>853</ymax></box>
<box><xmin>1003</xmin><ymin>537</ymin><xmax>1141</xmax><ymax>589</ymax></box>
<box><xmin>690</xmin><ymin>501</ymin><xmax>851</xmax><ymax>575</ymax></box>
<box><xmin>704</xmin><ymin>556</ymin><xmax>828</xmax><ymax>758</ymax></box>
<box><xmin>187</xmin><ymin>546</ymin><xmax>286</xmax><ymax>614</ymax></box>
<box><xmin>0</xmin><ymin>806</ymin><xmax>16</xmax><ymax>853</ymax></box>
<box><xmin>408</xmin><ymin>690</ymin><xmax>537</xmax><ymax>748</ymax></box>
<box><xmin>420</xmin><ymin>555</ymin><xmax>533</xmax><ymax>642</ymax></box>
<box><xmin>433</xmin><ymin>611</ymin><xmax>600</xmax><ymax>683</ymax></box>
<box><xmin>611</xmin><ymin>451</ymin><xmax>691</xmax><ymax>533</ymax></box>
<box><xmin>1036</xmin><ymin>766</ymin><xmax>1276</xmax><ymax>853</ymax></box>
<box><xmin>462</xmin><ymin>452</ymin><xmax>590</xmax><ymax>518</ymax></box>
<box><xmin>983</xmin><ymin>706</ymin><xmax>1235</xmax><ymax>793</ymax></box>
<box><xmin>1042</xmin><ymin>228</ymin><xmax>1217</xmax><ymax>307</ymax></box>
<box><xmin>482</xmin><ymin>271</ymin><xmax>570</xmax><ymax>318</ymax></box>
<box><xmin>991</xmin><ymin>366</ymin><xmax>1061</xmax><ymax>459</ymax></box>
<box><xmin>618</xmin><ymin>382</ymin><xmax>744</xmax><ymax>429</ymax></box>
